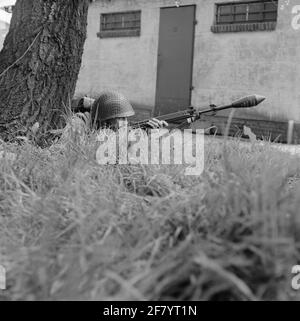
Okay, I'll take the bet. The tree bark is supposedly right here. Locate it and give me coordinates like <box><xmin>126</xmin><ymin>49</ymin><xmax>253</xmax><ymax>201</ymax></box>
<box><xmin>0</xmin><ymin>0</ymin><xmax>89</xmax><ymax>141</ymax></box>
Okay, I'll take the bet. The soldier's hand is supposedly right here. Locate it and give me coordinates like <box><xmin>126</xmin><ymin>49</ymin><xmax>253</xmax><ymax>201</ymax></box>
<box><xmin>146</xmin><ymin>118</ymin><xmax>168</xmax><ymax>129</ymax></box>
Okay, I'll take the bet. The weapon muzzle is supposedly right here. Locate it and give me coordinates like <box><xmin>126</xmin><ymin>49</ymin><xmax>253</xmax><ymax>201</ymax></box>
<box><xmin>231</xmin><ymin>95</ymin><xmax>266</xmax><ymax>108</ymax></box>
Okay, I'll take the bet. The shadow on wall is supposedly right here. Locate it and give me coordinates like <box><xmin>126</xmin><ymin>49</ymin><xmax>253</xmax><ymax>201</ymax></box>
<box><xmin>195</xmin><ymin>115</ymin><xmax>300</xmax><ymax>145</ymax></box>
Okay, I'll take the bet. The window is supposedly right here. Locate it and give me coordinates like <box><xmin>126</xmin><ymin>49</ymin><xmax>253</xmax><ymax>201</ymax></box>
<box><xmin>98</xmin><ymin>11</ymin><xmax>141</xmax><ymax>38</ymax></box>
<box><xmin>212</xmin><ymin>1</ymin><xmax>278</xmax><ymax>33</ymax></box>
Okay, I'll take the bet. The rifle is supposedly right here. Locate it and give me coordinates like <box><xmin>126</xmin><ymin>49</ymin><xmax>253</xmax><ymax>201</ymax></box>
<box><xmin>72</xmin><ymin>94</ymin><xmax>265</xmax><ymax>129</ymax></box>
<box><xmin>132</xmin><ymin>95</ymin><xmax>265</xmax><ymax>129</ymax></box>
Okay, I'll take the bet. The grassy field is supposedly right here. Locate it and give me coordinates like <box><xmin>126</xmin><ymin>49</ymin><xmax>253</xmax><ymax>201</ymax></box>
<box><xmin>0</xmin><ymin>117</ymin><xmax>300</xmax><ymax>301</ymax></box>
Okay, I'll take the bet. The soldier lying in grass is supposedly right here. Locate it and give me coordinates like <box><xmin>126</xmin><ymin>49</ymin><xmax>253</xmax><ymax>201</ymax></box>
<box><xmin>59</xmin><ymin>91</ymin><xmax>168</xmax><ymax>146</ymax></box>
<box><xmin>88</xmin><ymin>91</ymin><xmax>170</xmax><ymax>165</ymax></box>
<box><xmin>90</xmin><ymin>91</ymin><xmax>168</xmax><ymax>131</ymax></box>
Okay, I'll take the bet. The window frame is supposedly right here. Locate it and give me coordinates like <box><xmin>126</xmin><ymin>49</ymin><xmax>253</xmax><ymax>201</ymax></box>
<box><xmin>98</xmin><ymin>10</ymin><xmax>141</xmax><ymax>38</ymax></box>
<box><xmin>212</xmin><ymin>0</ymin><xmax>278</xmax><ymax>33</ymax></box>
<box><xmin>215</xmin><ymin>0</ymin><xmax>278</xmax><ymax>25</ymax></box>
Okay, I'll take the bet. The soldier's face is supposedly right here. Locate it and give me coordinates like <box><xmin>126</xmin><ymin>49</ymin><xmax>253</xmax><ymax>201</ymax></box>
<box><xmin>106</xmin><ymin>117</ymin><xmax>128</xmax><ymax>130</ymax></box>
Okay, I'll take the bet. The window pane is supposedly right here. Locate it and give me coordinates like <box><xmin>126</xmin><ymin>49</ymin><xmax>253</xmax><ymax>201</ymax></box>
<box><xmin>101</xmin><ymin>11</ymin><xmax>141</xmax><ymax>31</ymax></box>
<box><xmin>219</xmin><ymin>5</ymin><xmax>232</xmax><ymax>14</ymax></box>
<box><xmin>265</xmin><ymin>2</ymin><xmax>278</xmax><ymax>11</ymax></box>
<box><xmin>219</xmin><ymin>15</ymin><xmax>234</xmax><ymax>23</ymax></box>
<box><xmin>265</xmin><ymin>12</ymin><xmax>277</xmax><ymax>21</ymax></box>
<box><xmin>124</xmin><ymin>21</ymin><xmax>135</xmax><ymax>29</ymax></box>
<box><xmin>115</xmin><ymin>15</ymin><xmax>123</xmax><ymax>22</ymax></box>
<box><xmin>249</xmin><ymin>3</ymin><xmax>264</xmax><ymax>13</ymax></box>
<box><xmin>124</xmin><ymin>13</ymin><xmax>132</xmax><ymax>21</ymax></box>
<box><xmin>235</xmin><ymin>14</ymin><xmax>246</xmax><ymax>22</ymax></box>
<box><xmin>216</xmin><ymin>1</ymin><xmax>278</xmax><ymax>25</ymax></box>
<box><xmin>248</xmin><ymin>13</ymin><xmax>263</xmax><ymax>21</ymax></box>
<box><xmin>234</xmin><ymin>4</ymin><xmax>247</xmax><ymax>14</ymax></box>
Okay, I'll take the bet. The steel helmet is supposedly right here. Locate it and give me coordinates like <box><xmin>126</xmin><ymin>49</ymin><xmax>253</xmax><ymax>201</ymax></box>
<box><xmin>91</xmin><ymin>91</ymin><xmax>135</xmax><ymax>125</ymax></box>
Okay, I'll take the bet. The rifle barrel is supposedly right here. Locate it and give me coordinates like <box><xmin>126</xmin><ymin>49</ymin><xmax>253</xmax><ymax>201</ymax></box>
<box><xmin>196</xmin><ymin>94</ymin><xmax>265</xmax><ymax>118</ymax></box>
<box><xmin>132</xmin><ymin>94</ymin><xmax>265</xmax><ymax>128</ymax></box>
<box><xmin>196</xmin><ymin>104</ymin><xmax>232</xmax><ymax>118</ymax></box>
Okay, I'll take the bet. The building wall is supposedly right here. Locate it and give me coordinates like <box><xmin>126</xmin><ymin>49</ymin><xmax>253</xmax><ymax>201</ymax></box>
<box><xmin>0</xmin><ymin>1</ymin><xmax>14</xmax><ymax>49</ymax></box>
<box><xmin>76</xmin><ymin>0</ymin><xmax>300</xmax><ymax>121</ymax></box>
<box><xmin>76</xmin><ymin>0</ymin><xmax>161</xmax><ymax>110</ymax></box>
<box><xmin>0</xmin><ymin>21</ymin><xmax>8</xmax><ymax>48</ymax></box>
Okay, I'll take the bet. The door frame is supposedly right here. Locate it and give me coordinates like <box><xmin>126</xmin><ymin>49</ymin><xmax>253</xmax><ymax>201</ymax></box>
<box><xmin>154</xmin><ymin>4</ymin><xmax>196</xmax><ymax>116</ymax></box>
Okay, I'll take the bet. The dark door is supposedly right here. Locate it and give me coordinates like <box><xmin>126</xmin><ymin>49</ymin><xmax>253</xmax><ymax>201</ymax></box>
<box><xmin>154</xmin><ymin>5</ymin><xmax>195</xmax><ymax>116</ymax></box>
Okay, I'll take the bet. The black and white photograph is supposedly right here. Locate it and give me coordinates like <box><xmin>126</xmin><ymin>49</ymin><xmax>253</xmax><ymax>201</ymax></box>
<box><xmin>0</xmin><ymin>0</ymin><xmax>300</xmax><ymax>304</ymax></box>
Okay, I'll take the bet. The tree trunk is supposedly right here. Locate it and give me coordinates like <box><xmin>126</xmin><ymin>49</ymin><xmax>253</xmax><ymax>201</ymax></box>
<box><xmin>0</xmin><ymin>0</ymin><xmax>89</xmax><ymax>141</ymax></box>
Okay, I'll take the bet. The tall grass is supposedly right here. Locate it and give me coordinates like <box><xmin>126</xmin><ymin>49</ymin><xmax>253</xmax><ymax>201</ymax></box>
<box><xmin>0</xmin><ymin>115</ymin><xmax>300</xmax><ymax>301</ymax></box>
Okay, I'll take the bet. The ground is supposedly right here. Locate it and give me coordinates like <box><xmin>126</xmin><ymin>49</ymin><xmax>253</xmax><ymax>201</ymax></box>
<box><xmin>0</xmin><ymin>117</ymin><xmax>300</xmax><ymax>301</ymax></box>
